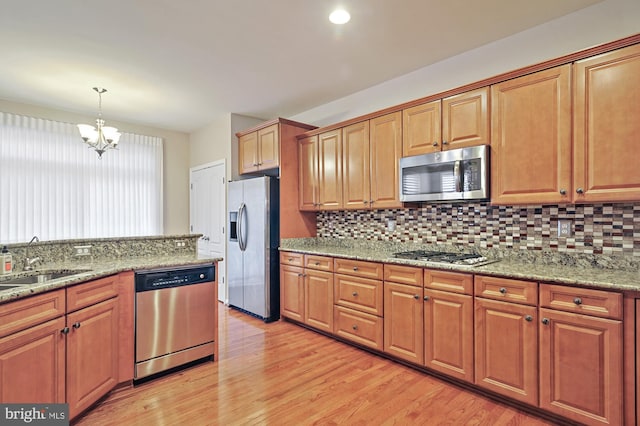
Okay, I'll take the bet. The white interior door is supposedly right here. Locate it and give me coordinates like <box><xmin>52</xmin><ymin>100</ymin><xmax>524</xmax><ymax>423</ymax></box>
<box><xmin>190</xmin><ymin>160</ymin><xmax>226</xmax><ymax>302</ymax></box>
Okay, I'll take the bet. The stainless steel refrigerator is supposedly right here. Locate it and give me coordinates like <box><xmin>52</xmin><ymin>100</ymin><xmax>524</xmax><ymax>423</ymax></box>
<box><xmin>227</xmin><ymin>176</ymin><xmax>280</xmax><ymax>322</ymax></box>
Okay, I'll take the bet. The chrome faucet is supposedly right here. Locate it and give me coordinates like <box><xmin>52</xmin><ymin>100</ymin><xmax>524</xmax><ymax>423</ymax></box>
<box><xmin>23</xmin><ymin>236</ymin><xmax>41</xmax><ymax>271</ymax></box>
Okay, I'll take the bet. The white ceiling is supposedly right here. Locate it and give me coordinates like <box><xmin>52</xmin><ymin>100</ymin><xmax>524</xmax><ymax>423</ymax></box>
<box><xmin>0</xmin><ymin>0</ymin><xmax>601</xmax><ymax>133</ymax></box>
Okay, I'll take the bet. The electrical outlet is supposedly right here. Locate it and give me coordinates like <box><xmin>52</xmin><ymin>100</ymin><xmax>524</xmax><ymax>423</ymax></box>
<box><xmin>174</xmin><ymin>240</ymin><xmax>186</xmax><ymax>248</ymax></box>
<box><xmin>74</xmin><ymin>245</ymin><xmax>92</xmax><ymax>256</ymax></box>
<box><xmin>557</xmin><ymin>220</ymin><xmax>573</xmax><ymax>237</ymax></box>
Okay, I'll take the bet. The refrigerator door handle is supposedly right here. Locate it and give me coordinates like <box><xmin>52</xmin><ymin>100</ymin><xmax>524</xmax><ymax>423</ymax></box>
<box><xmin>237</xmin><ymin>202</ymin><xmax>246</xmax><ymax>251</ymax></box>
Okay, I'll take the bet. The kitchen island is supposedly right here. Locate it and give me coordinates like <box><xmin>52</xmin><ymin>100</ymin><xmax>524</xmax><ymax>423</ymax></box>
<box><xmin>0</xmin><ymin>235</ymin><xmax>221</xmax><ymax>421</ymax></box>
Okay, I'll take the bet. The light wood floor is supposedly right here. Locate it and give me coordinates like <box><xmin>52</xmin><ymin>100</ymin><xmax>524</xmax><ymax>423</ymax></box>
<box><xmin>76</xmin><ymin>305</ymin><xmax>556</xmax><ymax>425</ymax></box>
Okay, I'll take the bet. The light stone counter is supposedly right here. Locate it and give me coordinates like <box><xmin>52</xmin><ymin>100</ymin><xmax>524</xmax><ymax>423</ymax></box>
<box><xmin>0</xmin><ymin>254</ymin><xmax>221</xmax><ymax>304</ymax></box>
<box><xmin>280</xmin><ymin>238</ymin><xmax>640</xmax><ymax>292</ymax></box>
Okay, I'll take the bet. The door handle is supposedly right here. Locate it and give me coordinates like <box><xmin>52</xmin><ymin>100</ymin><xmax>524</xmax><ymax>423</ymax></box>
<box><xmin>237</xmin><ymin>202</ymin><xmax>246</xmax><ymax>251</ymax></box>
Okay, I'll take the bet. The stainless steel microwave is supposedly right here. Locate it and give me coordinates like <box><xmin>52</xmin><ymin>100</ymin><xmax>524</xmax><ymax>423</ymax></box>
<box><xmin>399</xmin><ymin>145</ymin><xmax>489</xmax><ymax>202</ymax></box>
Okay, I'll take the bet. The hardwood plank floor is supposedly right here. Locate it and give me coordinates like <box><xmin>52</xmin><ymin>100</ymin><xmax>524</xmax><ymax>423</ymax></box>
<box><xmin>75</xmin><ymin>305</ymin><xmax>556</xmax><ymax>425</ymax></box>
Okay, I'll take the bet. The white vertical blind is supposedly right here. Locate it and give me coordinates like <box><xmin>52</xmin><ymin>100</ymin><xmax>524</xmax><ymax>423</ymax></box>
<box><xmin>0</xmin><ymin>112</ymin><xmax>163</xmax><ymax>243</ymax></box>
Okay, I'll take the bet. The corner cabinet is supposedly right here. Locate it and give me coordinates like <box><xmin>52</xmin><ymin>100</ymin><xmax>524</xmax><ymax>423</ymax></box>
<box><xmin>298</xmin><ymin>112</ymin><xmax>402</xmax><ymax>212</ymax></box>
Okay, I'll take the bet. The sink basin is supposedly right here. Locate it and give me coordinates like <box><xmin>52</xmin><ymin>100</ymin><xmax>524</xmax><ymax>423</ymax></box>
<box><xmin>0</xmin><ymin>270</ymin><xmax>92</xmax><ymax>285</ymax></box>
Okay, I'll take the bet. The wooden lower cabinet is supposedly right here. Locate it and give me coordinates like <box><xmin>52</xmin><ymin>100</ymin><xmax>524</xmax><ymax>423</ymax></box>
<box><xmin>474</xmin><ymin>297</ymin><xmax>538</xmax><ymax>406</ymax></box>
<box><xmin>67</xmin><ymin>297</ymin><xmax>119</xmax><ymax>419</ymax></box>
<box><xmin>384</xmin><ymin>282</ymin><xmax>423</xmax><ymax>364</ymax></box>
<box><xmin>539</xmin><ymin>308</ymin><xmax>623</xmax><ymax>426</ymax></box>
<box><xmin>424</xmin><ymin>289</ymin><xmax>474</xmax><ymax>382</ymax></box>
<box><xmin>280</xmin><ymin>264</ymin><xmax>305</xmax><ymax>322</ymax></box>
<box><xmin>334</xmin><ymin>305</ymin><xmax>383</xmax><ymax>351</ymax></box>
<box><xmin>304</xmin><ymin>269</ymin><xmax>333</xmax><ymax>333</ymax></box>
<box><xmin>0</xmin><ymin>316</ymin><xmax>66</xmax><ymax>403</ymax></box>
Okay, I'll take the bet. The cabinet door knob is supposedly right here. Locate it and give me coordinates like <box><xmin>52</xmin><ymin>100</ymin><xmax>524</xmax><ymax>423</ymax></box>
<box><xmin>499</xmin><ymin>287</ymin><xmax>507</xmax><ymax>294</ymax></box>
<box><xmin>573</xmin><ymin>297</ymin><xmax>582</xmax><ymax>305</ymax></box>
<box><xmin>413</xmin><ymin>294</ymin><xmax>420</xmax><ymax>300</ymax></box>
<box><xmin>353</xmin><ymin>267</ymin><xmax>358</xmax><ymax>271</ymax></box>
<box><xmin>541</xmin><ymin>318</ymin><xmax>550</xmax><ymax>325</ymax></box>
<box><xmin>432</xmin><ymin>141</ymin><xmax>438</xmax><ymax>147</ymax></box>
<box><xmin>315</xmin><ymin>262</ymin><xmax>320</xmax><ymax>266</ymax></box>
<box><xmin>72</xmin><ymin>322</ymin><xmax>81</xmax><ymax>329</ymax></box>
<box><xmin>363</xmin><ymin>201</ymin><xmax>368</xmax><ymax>205</ymax></box>
<box><xmin>559</xmin><ymin>189</ymin><xmax>567</xmax><ymax>195</ymax></box>
<box><xmin>297</xmin><ymin>273</ymin><xmax>303</xmax><ymax>277</ymax></box>
<box><xmin>352</xmin><ymin>291</ymin><xmax>358</xmax><ymax>297</ymax></box>
<box><xmin>442</xmin><ymin>140</ymin><xmax>448</xmax><ymax>145</ymax></box>
<box><xmin>61</xmin><ymin>327</ymin><xmax>70</xmax><ymax>335</ymax></box>
<box><xmin>423</xmin><ymin>295</ymin><xmax>430</xmax><ymax>301</ymax></box>
<box><xmin>576</xmin><ymin>187</ymin><xmax>584</xmax><ymax>194</ymax></box>
<box><xmin>525</xmin><ymin>315</ymin><xmax>533</xmax><ymax>322</ymax></box>
<box><xmin>352</xmin><ymin>325</ymin><xmax>358</xmax><ymax>331</ymax></box>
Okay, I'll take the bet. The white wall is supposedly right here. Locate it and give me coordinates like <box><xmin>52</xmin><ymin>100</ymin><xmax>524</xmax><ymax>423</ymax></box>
<box><xmin>291</xmin><ymin>0</ymin><xmax>640</xmax><ymax>127</ymax></box>
<box><xmin>189</xmin><ymin>113</ymin><xmax>263</xmax><ymax>181</ymax></box>
<box><xmin>0</xmin><ymin>99</ymin><xmax>191</xmax><ymax>235</ymax></box>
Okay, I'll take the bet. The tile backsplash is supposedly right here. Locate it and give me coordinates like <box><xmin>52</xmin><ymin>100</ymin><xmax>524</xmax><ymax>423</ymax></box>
<box><xmin>317</xmin><ymin>202</ymin><xmax>640</xmax><ymax>257</ymax></box>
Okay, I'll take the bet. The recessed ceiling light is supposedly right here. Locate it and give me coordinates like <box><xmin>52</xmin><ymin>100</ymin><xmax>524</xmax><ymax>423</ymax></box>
<box><xmin>329</xmin><ymin>9</ymin><xmax>350</xmax><ymax>25</ymax></box>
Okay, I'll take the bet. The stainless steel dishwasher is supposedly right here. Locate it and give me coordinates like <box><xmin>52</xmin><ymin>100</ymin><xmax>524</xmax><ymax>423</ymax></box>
<box><xmin>134</xmin><ymin>263</ymin><xmax>216</xmax><ymax>380</ymax></box>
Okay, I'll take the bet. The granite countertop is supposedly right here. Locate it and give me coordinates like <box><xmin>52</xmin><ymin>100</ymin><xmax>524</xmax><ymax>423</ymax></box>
<box><xmin>0</xmin><ymin>254</ymin><xmax>222</xmax><ymax>304</ymax></box>
<box><xmin>280</xmin><ymin>239</ymin><xmax>640</xmax><ymax>293</ymax></box>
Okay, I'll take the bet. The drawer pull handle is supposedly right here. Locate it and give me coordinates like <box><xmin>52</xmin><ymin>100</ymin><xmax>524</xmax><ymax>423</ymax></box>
<box><xmin>499</xmin><ymin>287</ymin><xmax>507</xmax><ymax>294</ymax></box>
<box><xmin>352</xmin><ymin>325</ymin><xmax>358</xmax><ymax>331</ymax></box>
<box><xmin>413</xmin><ymin>294</ymin><xmax>420</xmax><ymax>300</ymax></box>
<box><xmin>541</xmin><ymin>318</ymin><xmax>550</xmax><ymax>325</ymax></box>
<box><xmin>61</xmin><ymin>327</ymin><xmax>70</xmax><ymax>335</ymax></box>
<box><xmin>525</xmin><ymin>315</ymin><xmax>533</xmax><ymax>322</ymax></box>
<box><xmin>315</xmin><ymin>262</ymin><xmax>320</xmax><ymax>266</ymax></box>
<box><xmin>574</xmin><ymin>297</ymin><xmax>582</xmax><ymax>305</ymax></box>
<box><xmin>423</xmin><ymin>296</ymin><xmax>430</xmax><ymax>301</ymax></box>
<box><xmin>353</xmin><ymin>267</ymin><xmax>359</xmax><ymax>271</ymax></box>
<box><xmin>352</xmin><ymin>292</ymin><xmax>358</xmax><ymax>297</ymax></box>
<box><xmin>72</xmin><ymin>322</ymin><xmax>81</xmax><ymax>329</ymax></box>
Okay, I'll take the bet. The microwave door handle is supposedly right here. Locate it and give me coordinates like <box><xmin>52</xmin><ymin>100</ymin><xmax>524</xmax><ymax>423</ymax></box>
<box><xmin>454</xmin><ymin>160</ymin><xmax>462</xmax><ymax>192</ymax></box>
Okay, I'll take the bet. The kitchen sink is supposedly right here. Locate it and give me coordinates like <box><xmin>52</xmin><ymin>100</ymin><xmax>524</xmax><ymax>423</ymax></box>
<box><xmin>0</xmin><ymin>270</ymin><xmax>92</xmax><ymax>285</ymax></box>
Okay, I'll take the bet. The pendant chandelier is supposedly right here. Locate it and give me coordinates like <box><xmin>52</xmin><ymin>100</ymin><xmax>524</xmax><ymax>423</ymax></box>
<box><xmin>77</xmin><ymin>87</ymin><xmax>121</xmax><ymax>158</ymax></box>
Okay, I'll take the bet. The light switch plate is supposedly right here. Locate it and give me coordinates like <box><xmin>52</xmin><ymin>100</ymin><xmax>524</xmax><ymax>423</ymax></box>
<box><xmin>557</xmin><ymin>220</ymin><xmax>572</xmax><ymax>237</ymax></box>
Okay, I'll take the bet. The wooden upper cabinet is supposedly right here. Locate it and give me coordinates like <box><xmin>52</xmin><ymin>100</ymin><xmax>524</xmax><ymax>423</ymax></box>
<box><xmin>403</xmin><ymin>100</ymin><xmax>441</xmax><ymax>156</ymax></box>
<box><xmin>238</xmin><ymin>131</ymin><xmax>259</xmax><ymax>174</ymax></box>
<box><xmin>370</xmin><ymin>112</ymin><xmax>403</xmax><ymax>209</ymax></box>
<box><xmin>402</xmin><ymin>87</ymin><xmax>490</xmax><ymax>157</ymax></box>
<box><xmin>318</xmin><ymin>129</ymin><xmax>343</xmax><ymax>210</ymax></box>
<box><xmin>442</xmin><ymin>87</ymin><xmax>490</xmax><ymax>151</ymax></box>
<box><xmin>573</xmin><ymin>43</ymin><xmax>640</xmax><ymax>203</ymax></box>
<box><xmin>298</xmin><ymin>135</ymin><xmax>318</xmax><ymax>211</ymax></box>
<box><xmin>491</xmin><ymin>65</ymin><xmax>572</xmax><ymax>205</ymax></box>
<box><xmin>342</xmin><ymin>121</ymin><xmax>371</xmax><ymax>209</ymax></box>
<box><xmin>238</xmin><ymin>123</ymin><xmax>280</xmax><ymax>174</ymax></box>
<box><xmin>257</xmin><ymin>124</ymin><xmax>280</xmax><ymax>171</ymax></box>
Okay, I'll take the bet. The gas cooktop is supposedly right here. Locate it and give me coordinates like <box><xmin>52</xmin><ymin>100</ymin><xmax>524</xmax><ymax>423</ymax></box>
<box><xmin>392</xmin><ymin>250</ymin><xmax>498</xmax><ymax>267</ymax></box>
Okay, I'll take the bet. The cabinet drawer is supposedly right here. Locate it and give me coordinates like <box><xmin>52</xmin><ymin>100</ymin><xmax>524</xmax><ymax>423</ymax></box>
<box><xmin>334</xmin><ymin>258</ymin><xmax>383</xmax><ymax>280</ymax></box>
<box><xmin>0</xmin><ymin>289</ymin><xmax>66</xmax><ymax>338</ymax></box>
<box><xmin>424</xmin><ymin>269</ymin><xmax>473</xmax><ymax>295</ymax></box>
<box><xmin>475</xmin><ymin>275</ymin><xmax>538</xmax><ymax>306</ymax></box>
<box><xmin>384</xmin><ymin>264</ymin><xmax>423</xmax><ymax>286</ymax></box>
<box><xmin>334</xmin><ymin>305</ymin><xmax>383</xmax><ymax>351</ymax></box>
<box><xmin>334</xmin><ymin>274</ymin><xmax>383</xmax><ymax>316</ymax></box>
<box><xmin>280</xmin><ymin>252</ymin><xmax>303</xmax><ymax>267</ymax></box>
<box><xmin>539</xmin><ymin>284</ymin><xmax>622</xmax><ymax>320</ymax></box>
<box><xmin>304</xmin><ymin>255</ymin><xmax>334</xmax><ymax>272</ymax></box>
<box><xmin>67</xmin><ymin>275</ymin><xmax>118</xmax><ymax>313</ymax></box>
